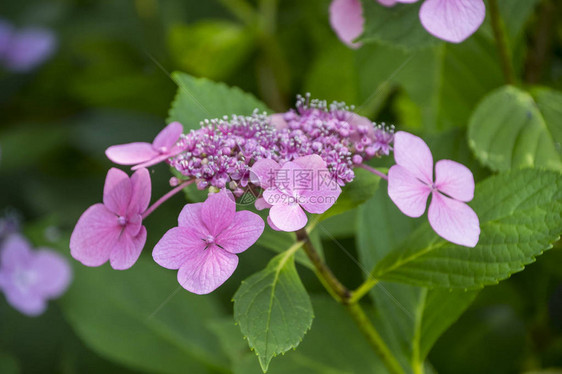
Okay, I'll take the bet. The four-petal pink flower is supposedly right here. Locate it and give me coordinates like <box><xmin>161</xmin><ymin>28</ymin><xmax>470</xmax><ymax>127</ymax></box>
<box><xmin>70</xmin><ymin>167</ymin><xmax>151</xmax><ymax>270</ymax></box>
<box><xmin>0</xmin><ymin>234</ymin><xmax>71</xmax><ymax>316</ymax></box>
<box><xmin>330</xmin><ymin>0</ymin><xmax>486</xmax><ymax>47</ymax></box>
<box><xmin>388</xmin><ymin>131</ymin><xmax>480</xmax><ymax>247</ymax></box>
<box><xmin>153</xmin><ymin>190</ymin><xmax>264</xmax><ymax>295</ymax></box>
<box><xmin>251</xmin><ymin>154</ymin><xmax>342</xmax><ymax>232</ymax></box>
<box><xmin>105</xmin><ymin>122</ymin><xmax>183</xmax><ymax>170</ymax></box>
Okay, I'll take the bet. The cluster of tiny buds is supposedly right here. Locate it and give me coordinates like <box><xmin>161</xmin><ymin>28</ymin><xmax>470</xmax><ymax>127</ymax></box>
<box><xmin>166</xmin><ymin>95</ymin><xmax>395</xmax><ymax>192</ymax></box>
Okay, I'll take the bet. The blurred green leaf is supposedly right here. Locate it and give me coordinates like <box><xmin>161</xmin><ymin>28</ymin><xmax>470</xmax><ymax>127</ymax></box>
<box><xmin>167</xmin><ymin>72</ymin><xmax>270</xmax><ymax>130</ymax></box>
<box><xmin>357</xmin><ymin>186</ymin><xmax>477</xmax><ymax>373</ymax></box>
<box><xmin>233</xmin><ymin>250</ymin><xmax>314</xmax><ymax>372</ymax></box>
<box><xmin>359</xmin><ymin>0</ymin><xmax>438</xmax><ymax>49</ymax></box>
<box><xmin>60</xmin><ymin>258</ymin><xmax>228</xmax><ymax>374</ymax></box>
<box><xmin>320</xmin><ymin>168</ymin><xmax>380</xmax><ymax>221</ymax></box>
<box><xmin>468</xmin><ymin>85</ymin><xmax>562</xmax><ymax>172</ymax></box>
<box><xmin>0</xmin><ymin>353</ymin><xmax>19</xmax><ymax>374</ymax></box>
<box><xmin>168</xmin><ymin>21</ymin><xmax>255</xmax><ymax>80</ymax></box>
<box><xmin>371</xmin><ymin>168</ymin><xmax>562</xmax><ymax>288</ymax></box>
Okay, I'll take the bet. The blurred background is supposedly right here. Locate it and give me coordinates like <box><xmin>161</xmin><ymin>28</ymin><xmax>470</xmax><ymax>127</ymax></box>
<box><xmin>0</xmin><ymin>0</ymin><xmax>561</xmax><ymax>373</ymax></box>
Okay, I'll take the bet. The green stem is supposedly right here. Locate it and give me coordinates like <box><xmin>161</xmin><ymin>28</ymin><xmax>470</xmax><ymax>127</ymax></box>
<box><xmin>295</xmin><ymin>228</ymin><xmax>405</xmax><ymax>374</ymax></box>
<box><xmin>489</xmin><ymin>0</ymin><xmax>516</xmax><ymax>85</ymax></box>
<box><xmin>350</xmin><ymin>277</ymin><xmax>379</xmax><ymax>304</ymax></box>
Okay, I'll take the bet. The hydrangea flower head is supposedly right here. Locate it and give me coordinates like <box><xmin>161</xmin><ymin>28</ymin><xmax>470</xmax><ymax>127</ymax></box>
<box><xmin>388</xmin><ymin>131</ymin><xmax>480</xmax><ymax>247</ymax></box>
<box><xmin>153</xmin><ymin>190</ymin><xmax>264</xmax><ymax>294</ymax></box>
<box><xmin>251</xmin><ymin>154</ymin><xmax>342</xmax><ymax>232</ymax></box>
<box><xmin>0</xmin><ymin>234</ymin><xmax>71</xmax><ymax>316</ymax></box>
<box><xmin>106</xmin><ymin>122</ymin><xmax>184</xmax><ymax>170</ymax></box>
<box><xmin>70</xmin><ymin>168</ymin><xmax>151</xmax><ymax>270</ymax></box>
<box><xmin>330</xmin><ymin>0</ymin><xmax>486</xmax><ymax>46</ymax></box>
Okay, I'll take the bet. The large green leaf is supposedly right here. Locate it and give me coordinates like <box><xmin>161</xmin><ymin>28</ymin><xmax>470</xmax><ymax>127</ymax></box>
<box><xmin>468</xmin><ymin>86</ymin><xmax>562</xmax><ymax>172</ymax></box>
<box><xmin>233</xmin><ymin>249</ymin><xmax>314</xmax><ymax>372</ymax></box>
<box><xmin>371</xmin><ymin>169</ymin><xmax>562</xmax><ymax>289</ymax></box>
<box><xmin>60</xmin><ymin>258</ymin><xmax>228</xmax><ymax>374</ymax></box>
<box><xmin>357</xmin><ymin>187</ymin><xmax>477</xmax><ymax>373</ymax></box>
<box><xmin>167</xmin><ymin>72</ymin><xmax>270</xmax><ymax>130</ymax></box>
<box><xmin>213</xmin><ymin>296</ymin><xmax>388</xmax><ymax>374</ymax></box>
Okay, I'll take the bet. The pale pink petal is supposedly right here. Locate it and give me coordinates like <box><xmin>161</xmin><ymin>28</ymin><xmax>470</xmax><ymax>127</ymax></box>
<box><xmin>395</xmin><ymin>0</ymin><xmax>419</xmax><ymax>3</ymax></box>
<box><xmin>269</xmin><ymin>203</ymin><xmax>308</xmax><ymax>232</ymax></box>
<box><xmin>125</xmin><ymin>213</ymin><xmax>142</xmax><ymax>237</ymax></box>
<box><xmin>254</xmin><ymin>197</ymin><xmax>272</xmax><ymax>211</ymax></box>
<box><xmin>130</xmin><ymin>153</ymin><xmax>174</xmax><ymax>170</ymax></box>
<box><xmin>201</xmin><ymin>191</ymin><xmax>236</xmax><ymax>236</ymax></box>
<box><xmin>428</xmin><ymin>192</ymin><xmax>480</xmax><ymax>247</ymax></box>
<box><xmin>267</xmin><ymin>216</ymin><xmax>282</xmax><ymax>231</ymax></box>
<box><xmin>31</xmin><ymin>249</ymin><xmax>72</xmax><ymax>298</ymax></box>
<box><xmin>103</xmin><ymin>168</ymin><xmax>132</xmax><ymax>216</ymax></box>
<box><xmin>300</xmin><ymin>186</ymin><xmax>342</xmax><ymax>214</ymax></box>
<box><xmin>420</xmin><ymin>0</ymin><xmax>486</xmax><ymax>43</ymax></box>
<box><xmin>329</xmin><ymin>0</ymin><xmax>364</xmax><ymax>49</ymax></box>
<box><xmin>292</xmin><ymin>154</ymin><xmax>327</xmax><ymax>171</ymax></box>
<box><xmin>217</xmin><ymin>211</ymin><xmax>264</xmax><ymax>254</ymax></box>
<box><xmin>250</xmin><ymin>159</ymin><xmax>281</xmax><ymax>188</ymax></box>
<box><xmin>109</xmin><ymin>226</ymin><xmax>147</xmax><ymax>270</ymax></box>
<box><xmin>434</xmin><ymin>159</ymin><xmax>474</xmax><ymax>202</ymax></box>
<box><xmin>70</xmin><ymin>204</ymin><xmax>121</xmax><ymax>267</ymax></box>
<box><xmin>269</xmin><ymin>113</ymin><xmax>288</xmax><ymax>130</ymax></box>
<box><xmin>153</xmin><ymin>227</ymin><xmax>207</xmax><ymax>270</ymax></box>
<box><xmin>177</xmin><ymin>245</ymin><xmax>238</xmax><ymax>294</ymax></box>
<box><xmin>0</xmin><ymin>234</ymin><xmax>32</xmax><ymax>269</ymax></box>
<box><xmin>388</xmin><ymin>165</ymin><xmax>431</xmax><ymax>218</ymax></box>
<box><xmin>263</xmin><ymin>188</ymin><xmax>290</xmax><ymax>206</ymax></box>
<box><xmin>129</xmin><ymin>167</ymin><xmax>151</xmax><ymax>214</ymax></box>
<box><xmin>178</xmin><ymin>203</ymin><xmax>205</xmax><ymax>229</ymax></box>
<box><xmin>393</xmin><ymin>131</ymin><xmax>434</xmax><ymax>185</ymax></box>
<box><xmin>377</xmin><ymin>0</ymin><xmax>398</xmax><ymax>6</ymax></box>
<box><xmin>2</xmin><ymin>286</ymin><xmax>46</xmax><ymax>317</ymax></box>
<box><xmin>105</xmin><ymin>142</ymin><xmax>159</xmax><ymax>165</ymax></box>
<box><xmin>4</xmin><ymin>28</ymin><xmax>57</xmax><ymax>73</ymax></box>
<box><xmin>152</xmin><ymin>122</ymin><xmax>183</xmax><ymax>150</ymax></box>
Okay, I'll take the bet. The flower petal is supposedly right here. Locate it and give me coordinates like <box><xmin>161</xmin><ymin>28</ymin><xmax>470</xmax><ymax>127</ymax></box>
<box><xmin>0</xmin><ymin>234</ymin><xmax>32</xmax><ymax>269</ymax></box>
<box><xmin>177</xmin><ymin>245</ymin><xmax>238</xmax><ymax>294</ymax></box>
<box><xmin>393</xmin><ymin>131</ymin><xmax>434</xmax><ymax>185</ymax></box>
<box><xmin>428</xmin><ymin>192</ymin><xmax>480</xmax><ymax>247</ymax></box>
<box><xmin>269</xmin><ymin>113</ymin><xmax>288</xmax><ymax>130</ymax></box>
<box><xmin>103</xmin><ymin>168</ymin><xmax>132</xmax><ymax>216</ymax></box>
<box><xmin>217</xmin><ymin>211</ymin><xmax>264</xmax><ymax>254</ymax></box>
<box><xmin>178</xmin><ymin>203</ymin><xmax>206</xmax><ymax>230</ymax></box>
<box><xmin>4</xmin><ymin>28</ymin><xmax>57</xmax><ymax>72</ymax></box>
<box><xmin>129</xmin><ymin>167</ymin><xmax>151</xmax><ymax>214</ymax></box>
<box><xmin>130</xmin><ymin>153</ymin><xmax>174</xmax><ymax>170</ymax></box>
<box><xmin>388</xmin><ymin>164</ymin><xmax>431</xmax><ymax>218</ymax></box>
<box><xmin>329</xmin><ymin>0</ymin><xmax>365</xmax><ymax>49</ymax></box>
<box><xmin>105</xmin><ymin>142</ymin><xmax>159</xmax><ymax>166</ymax></box>
<box><xmin>267</xmin><ymin>216</ymin><xmax>282</xmax><ymax>231</ymax></box>
<box><xmin>31</xmin><ymin>249</ymin><xmax>72</xmax><ymax>298</ymax></box>
<box><xmin>254</xmin><ymin>197</ymin><xmax>272</xmax><ymax>211</ymax></box>
<box><xmin>250</xmin><ymin>159</ymin><xmax>281</xmax><ymax>189</ymax></box>
<box><xmin>377</xmin><ymin>0</ymin><xmax>398</xmax><ymax>6</ymax></box>
<box><xmin>153</xmin><ymin>227</ymin><xmax>207</xmax><ymax>270</ymax></box>
<box><xmin>1</xmin><ymin>286</ymin><xmax>46</xmax><ymax>316</ymax></box>
<box><xmin>419</xmin><ymin>0</ymin><xmax>486</xmax><ymax>43</ymax></box>
<box><xmin>70</xmin><ymin>204</ymin><xmax>121</xmax><ymax>267</ymax></box>
<box><xmin>201</xmin><ymin>190</ymin><xmax>236</xmax><ymax>236</ymax></box>
<box><xmin>434</xmin><ymin>159</ymin><xmax>474</xmax><ymax>202</ymax></box>
<box><xmin>269</xmin><ymin>203</ymin><xmax>308</xmax><ymax>232</ymax></box>
<box><xmin>109</xmin><ymin>226</ymin><xmax>147</xmax><ymax>270</ymax></box>
<box><xmin>152</xmin><ymin>122</ymin><xmax>183</xmax><ymax>150</ymax></box>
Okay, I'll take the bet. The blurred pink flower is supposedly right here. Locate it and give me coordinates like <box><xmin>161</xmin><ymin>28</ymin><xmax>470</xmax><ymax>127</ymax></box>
<box><xmin>0</xmin><ymin>234</ymin><xmax>71</xmax><ymax>316</ymax></box>
<box><xmin>70</xmin><ymin>168</ymin><xmax>151</xmax><ymax>270</ymax></box>
<box><xmin>153</xmin><ymin>190</ymin><xmax>264</xmax><ymax>294</ymax></box>
<box><xmin>387</xmin><ymin>131</ymin><xmax>480</xmax><ymax>247</ymax></box>
<box><xmin>0</xmin><ymin>20</ymin><xmax>57</xmax><ymax>72</ymax></box>
<box><xmin>330</xmin><ymin>0</ymin><xmax>486</xmax><ymax>46</ymax></box>
<box><xmin>106</xmin><ymin>122</ymin><xmax>183</xmax><ymax>170</ymax></box>
<box><xmin>251</xmin><ymin>154</ymin><xmax>342</xmax><ymax>232</ymax></box>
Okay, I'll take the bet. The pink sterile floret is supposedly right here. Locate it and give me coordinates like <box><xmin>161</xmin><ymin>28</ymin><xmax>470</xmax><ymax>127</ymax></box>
<box><xmin>152</xmin><ymin>190</ymin><xmax>264</xmax><ymax>295</ymax></box>
<box><xmin>251</xmin><ymin>154</ymin><xmax>342</xmax><ymax>232</ymax></box>
<box><xmin>0</xmin><ymin>234</ymin><xmax>71</xmax><ymax>316</ymax></box>
<box><xmin>105</xmin><ymin>121</ymin><xmax>183</xmax><ymax>170</ymax></box>
<box><xmin>387</xmin><ymin>131</ymin><xmax>480</xmax><ymax>247</ymax></box>
<box><xmin>70</xmin><ymin>167</ymin><xmax>151</xmax><ymax>270</ymax></box>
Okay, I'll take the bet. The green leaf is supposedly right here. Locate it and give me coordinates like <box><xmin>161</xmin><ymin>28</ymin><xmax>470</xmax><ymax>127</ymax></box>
<box><xmin>468</xmin><ymin>85</ymin><xmax>562</xmax><ymax>172</ymax></box>
<box><xmin>60</xmin><ymin>258</ymin><xmax>228</xmax><ymax>374</ymax></box>
<box><xmin>357</xmin><ymin>187</ymin><xmax>477</xmax><ymax>373</ymax></box>
<box><xmin>167</xmin><ymin>72</ymin><xmax>270</xmax><ymax>130</ymax></box>
<box><xmin>0</xmin><ymin>353</ymin><xmax>19</xmax><ymax>374</ymax></box>
<box><xmin>371</xmin><ymin>168</ymin><xmax>562</xmax><ymax>289</ymax></box>
<box><xmin>320</xmin><ymin>167</ymin><xmax>381</xmax><ymax>221</ymax></box>
<box><xmin>233</xmin><ymin>249</ymin><xmax>314</xmax><ymax>372</ymax></box>
<box><xmin>168</xmin><ymin>21</ymin><xmax>255</xmax><ymax>81</ymax></box>
<box><xmin>359</xmin><ymin>0</ymin><xmax>439</xmax><ymax>49</ymax></box>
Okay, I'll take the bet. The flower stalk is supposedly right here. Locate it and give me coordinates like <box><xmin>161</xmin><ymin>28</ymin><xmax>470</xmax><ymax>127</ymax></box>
<box><xmin>489</xmin><ymin>0</ymin><xmax>516</xmax><ymax>85</ymax></box>
<box><xmin>142</xmin><ymin>179</ymin><xmax>194</xmax><ymax>219</ymax></box>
